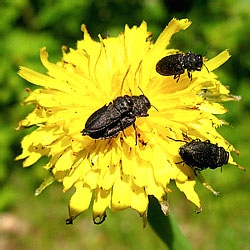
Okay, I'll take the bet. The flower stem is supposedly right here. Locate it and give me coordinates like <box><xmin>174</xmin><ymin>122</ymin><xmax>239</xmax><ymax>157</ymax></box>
<box><xmin>148</xmin><ymin>196</ymin><xmax>193</xmax><ymax>250</ymax></box>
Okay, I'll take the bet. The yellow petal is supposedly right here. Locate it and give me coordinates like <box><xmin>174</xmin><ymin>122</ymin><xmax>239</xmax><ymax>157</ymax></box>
<box><xmin>68</xmin><ymin>182</ymin><xmax>93</xmax><ymax>223</ymax></box>
<box><xmin>176</xmin><ymin>180</ymin><xmax>201</xmax><ymax>208</ymax></box>
<box><xmin>205</xmin><ymin>50</ymin><xmax>231</xmax><ymax>72</ymax></box>
<box><xmin>131</xmin><ymin>182</ymin><xmax>148</xmax><ymax>215</ymax></box>
<box><xmin>18</xmin><ymin>66</ymin><xmax>70</xmax><ymax>92</ymax></box>
<box><xmin>93</xmin><ymin>188</ymin><xmax>111</xmax><ymax>221</ymax></box>
<box><xmin>111</xmin><ymin>174</ymin><xmax>132</xmax><ymax>211</ymax></box>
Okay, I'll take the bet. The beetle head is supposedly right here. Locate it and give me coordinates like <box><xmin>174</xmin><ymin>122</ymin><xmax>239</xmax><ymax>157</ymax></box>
<box><xmin>218</xmin><ymin>147</ymin><xmax>229</xmax><ymax>166</ymax></box>
<box><xmin>195</xmin><ymin>54</ymin><xmax>203</xmax><ymax>68</ymax></box>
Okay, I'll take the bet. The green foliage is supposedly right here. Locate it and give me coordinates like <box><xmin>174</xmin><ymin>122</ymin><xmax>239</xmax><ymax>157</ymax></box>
<box><xmin>0</xmin><ymin>0</ymin><xmax>249</xmax><ymax>249</ymax></box>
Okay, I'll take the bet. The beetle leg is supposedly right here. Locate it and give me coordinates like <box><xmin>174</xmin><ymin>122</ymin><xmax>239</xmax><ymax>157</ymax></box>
<box><xmin>118</xmin><ymin>118</ymin><xmax>127</xmax><ymax>138</ymax></box>
<box><xmin>167</xmin><ymin>136</ymin><xmax>186</xmax><ymax>143</ymax></box>
<box><xmin>121</xmin><ymin>128</ymin><xmax>127</xmax><ymax>138</ymax></box>
<box><xmin>193</xmin><ymin>168</ymin><xmax>200</xmax><ymax>176</ymax></box>
<box><xmin>174</xmin><ymin>74</ymin><xmax>181</xmax><ymax>82</ymax></box>
<box><xmin>182</xmin><ymin>132</ymin><xmax>193</xmax><ymax>141</ymax></box>
<box><xmin>122</xmin><ymin>131</ymin><xmax>127</xmax><ymax>138</ymax></box>
<box><xmin>188</xmin><ymin>71</ymin><xmax>192</xmax><ymax>81</ymax></box>
<box><xmin>133</xmin><ymin>123</ymin><xmax>137</xmax><ymax>145</ymax></box>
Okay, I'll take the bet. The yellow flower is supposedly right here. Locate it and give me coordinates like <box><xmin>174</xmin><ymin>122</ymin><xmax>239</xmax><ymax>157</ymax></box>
<box><xmin>17</xmin><ymin>18</ymin><xmax>242</xmax><ymax>224</ymax></box>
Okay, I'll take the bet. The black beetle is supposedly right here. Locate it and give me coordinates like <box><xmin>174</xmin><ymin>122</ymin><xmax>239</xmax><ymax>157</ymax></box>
<box><xmin>179</xmin><ymin>140</ymin><xmax>229</xmax><ymax>171</ymax></box>
<box><xmin>81</xmin><ymin>95</ymin><xmax>151</xmax><ymax>140</ymax></box>
<box><xmin>167</xmin><ymin>137</ymin><xmax>229</xmax><ymax>171</ymax></box>
<box><xmin>156</xmin><ymin>51</ymin><xmax>204</xmax><ymax>81</ymax></box>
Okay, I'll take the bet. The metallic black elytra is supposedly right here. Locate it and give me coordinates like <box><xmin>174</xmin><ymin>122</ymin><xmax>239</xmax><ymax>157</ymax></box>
<box><xmin>81</xmin><ymin>95</ymin><xmax>151</xmax><ymax>140</ymax></box>
<box><xmin>167</xmin><ymin>137</ymin><xmax>229</xmax><ymax>171</ymax></box>
<box><xmin>156</xmin><ymin>51</ymin><xmax>204</xmax><ymax>82</ymax></box>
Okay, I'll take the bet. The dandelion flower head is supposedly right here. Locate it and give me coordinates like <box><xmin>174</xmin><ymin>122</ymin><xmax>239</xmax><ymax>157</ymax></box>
<box><xmin>17</xmin><ymin>18</ymin><xmax>241</xmax><ymax>224</ymax></box>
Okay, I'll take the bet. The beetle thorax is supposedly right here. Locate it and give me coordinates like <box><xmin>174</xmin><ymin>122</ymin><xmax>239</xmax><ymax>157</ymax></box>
<box><xmin>113</xmin><ymin>95</ymin><xmax>133</xmax><ymax>113</ymax></box>
<box><xmin>131</xmin><ymin>95</ymin><xmax>151</xmax><ymax>117</ymax></box>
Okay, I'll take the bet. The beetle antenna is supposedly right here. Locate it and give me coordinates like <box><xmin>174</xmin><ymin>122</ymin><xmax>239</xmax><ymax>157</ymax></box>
<box><xmin>203</xmin><ymin>63</ymin><xmax>210</xmax><ymax>73</ymax></box>
<box><xmin>175</xmin><ymin>160</ymin><xmax>184</xmax><ymax>164</ymax></box>
<box><xmin>151</xmin><ymin>104</ymin><xmax>159</xmax><ymax>111</ymax></box>
<box><xmin>138</xmin><ymin>86</ymin><xmax>159</xmax><ymax>111</ymax></box>
<box><xmin>167</xmin><ymin>136</ymin><xmax>186</xmax><ymax>143</ymax></box>
<box><xmin>203</xmin><ymin>46</ymin><xmax>210</xmax><ymax>73</ymax></box>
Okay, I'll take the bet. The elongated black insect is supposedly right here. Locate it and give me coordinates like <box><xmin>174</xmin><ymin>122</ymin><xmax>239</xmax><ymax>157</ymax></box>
<box><xmin>167</xmin><ymin>137</ymin><xmax>229</xmax><ymax>171</ymax></box>
<box><xmin>156</xmin><ymin>51</ymin><xmax>204</xmax><ymax>81</ymax></box>
<box><xmin>81</xmin><ymin>95</ymin><xmax>151</xmax><ymax>140</ymax></box>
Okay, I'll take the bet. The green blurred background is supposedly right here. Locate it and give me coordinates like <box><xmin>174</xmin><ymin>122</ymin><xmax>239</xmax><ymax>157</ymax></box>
<box><xmin>0</xmin><ymin>0</ymin><xmax>249</xmax><ymax>249</ymax></box>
